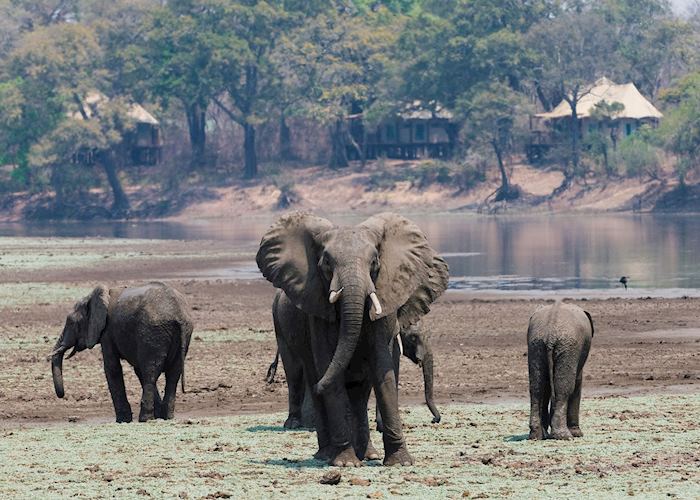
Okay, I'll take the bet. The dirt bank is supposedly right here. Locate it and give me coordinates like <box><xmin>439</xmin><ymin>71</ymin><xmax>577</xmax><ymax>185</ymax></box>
<box><xmin>2</xmin><ymin>160</ymin><xmax>697</xmax><ymax>222</ymax></box>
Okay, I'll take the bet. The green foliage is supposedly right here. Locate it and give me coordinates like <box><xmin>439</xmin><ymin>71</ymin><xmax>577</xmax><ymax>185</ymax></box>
<box><xmin>616</xmin><ymin>132</ymin><xmax>661</xmax><ymax>179</ymax></box>
<box><xmin>658</xmin><ymin>72</ymin><xmax>700</xmax><ymax>182</ymax></box>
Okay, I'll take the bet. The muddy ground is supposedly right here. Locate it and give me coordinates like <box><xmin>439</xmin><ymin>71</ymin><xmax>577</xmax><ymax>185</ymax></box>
<box><xmin>1</xmin><ymin>237</ymin><xmax>698</xmax><ymax>425</ymax></box>
<box><xmin>1</xmin><ymin>237</ymin><xmax>699</xmax><ymax>498</ymax></box>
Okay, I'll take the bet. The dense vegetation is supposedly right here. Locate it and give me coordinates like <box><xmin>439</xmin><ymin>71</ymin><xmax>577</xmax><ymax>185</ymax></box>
<box><xmin>1</xmin><ymin>0</ymin><xmax>699</xmax><ymax>216</ymax></box>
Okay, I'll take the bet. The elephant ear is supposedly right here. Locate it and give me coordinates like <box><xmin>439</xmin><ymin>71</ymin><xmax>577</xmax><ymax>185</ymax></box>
<box><xmin>256</xmin><ymin>212</ymin><xmax>335</xmax><ymax>321</ymax></box>
<box><xmin>584</xmin><ymin>310</ymin><xmax>594</xmax><ymax>337</ymax></box>
<box><xmin>86</xmin><ymin>285</ymin><xmax>110</xmax><ymax>349</ymax></box>
<box><xmin>361</xmin><ymin>213</ymin><xmax>449</xmax><ymax>328</ymax></box>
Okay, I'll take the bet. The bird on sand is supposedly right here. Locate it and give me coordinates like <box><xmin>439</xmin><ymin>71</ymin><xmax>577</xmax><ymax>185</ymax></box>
<box><xmin>619</xmin><ymin>276</ymin><xmax>629</xmax><ymax>290</ymax></box>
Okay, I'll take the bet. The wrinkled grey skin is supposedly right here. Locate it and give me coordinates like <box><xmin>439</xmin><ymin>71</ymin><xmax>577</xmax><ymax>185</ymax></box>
<box><xmin>50</xmin><ymin>282</ymin><xmax>193</xmax><ymax>423</ymax></box>
<box><xmin>267</xmin><ymin>319</ymin><xmax>441</xmax><ymax>432</ymax></box>
<box><xmin>257</xmin><ymin>212</ymin><xmax>448</xmax><ymax>467</ymax></box>
<box><xmin>527</xmin><ymin>302</ymin><xmax>593</xmax><ymax>440</ymax></box>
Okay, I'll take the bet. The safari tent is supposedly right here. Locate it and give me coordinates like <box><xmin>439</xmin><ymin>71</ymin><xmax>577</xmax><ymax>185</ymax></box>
<box><xmin>70</xmin><ymin>91</ymin><xmax>163</xmax><ymax>166</ymax></box>
<box><xmin>528</xmin><ymin>78</ymin><xmax>663</xmax><ymax>160</ymax></box>
<box><xmin>348</xmin><ymin>101</ymin><xmax>456</xmax><ymax>160</ymax></box>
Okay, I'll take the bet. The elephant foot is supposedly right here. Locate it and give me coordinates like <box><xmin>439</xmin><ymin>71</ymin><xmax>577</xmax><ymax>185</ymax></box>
<box><xmin>383</xmin><ymin>443</ymin><xmax>414</xmax><ymax>466</ymax></box>
<box><xmin>549</xmin><ymin>428</ymin><xmax>573</xmax><ymax>440</ymax></box>
<box><xmin>376</xmin><ymin>422</ymin><xmax>384</xmax><ymax>433</ymax></box>
<box><xmin>284</xmin><ymin>415</ymin><xmax>303</xmax><ymax>429</ymax></box>
<box><xmin>331</xmin><ymin>446</ymin><xmax>363</xmax><ymax>467</ymax></box>
<box><xmin>138</xmin><ymin>409</ymin><xmax>156</xmax><ymax>422</ymax></box>
<box><xmin>314</xmin><ymin>446</ymin><xmax>335</xmax><ymax>461</ymax></box>
<box><xmin>115</xmin><ymin>411</ymin><xmax>132</xmax><ymax>423</ymax></box>
<box><xmin>364</xmin><ymin>441</ymin><xmax>380</xmax><ymax>461</ymax></box>
<box><xmin>569</xmin><ymin>426</ymin><xmax>583</xmax><ymax>438</ymax></box>
<box><xmin>528</xmin><ymin>427</ymin><xmax>545</xmax><ymax>440</ymax></box>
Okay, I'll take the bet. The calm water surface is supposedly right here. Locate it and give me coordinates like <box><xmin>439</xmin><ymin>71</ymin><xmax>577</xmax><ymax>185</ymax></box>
<box><xmin>2</xmin><ymin>214</ymin><xmax>700</xmax><ymax>296</ymax></box>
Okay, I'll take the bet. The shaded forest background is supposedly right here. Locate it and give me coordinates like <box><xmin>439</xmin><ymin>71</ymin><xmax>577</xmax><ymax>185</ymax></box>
<box><xmin>2</xmin><ymin>0</ymin><xmax>700</xmax><ymax>218</ymax></box>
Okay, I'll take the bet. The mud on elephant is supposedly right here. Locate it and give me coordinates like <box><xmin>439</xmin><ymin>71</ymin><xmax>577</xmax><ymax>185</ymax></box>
<box><xmin>256</xmin><ymin>212</ymin><xmax>448</xmax><ymax>466</ymax></box>
<box><xmin>50</xmin><ymin>282</ymin><xmax>193</xmax><ymax>423</ymax></box>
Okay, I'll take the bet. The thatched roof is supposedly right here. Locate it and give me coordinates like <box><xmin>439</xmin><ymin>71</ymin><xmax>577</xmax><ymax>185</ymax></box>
<box><xmin>536</xmin><ymin>77</ymin><xmax>662</xmax><ymax>121</ymax></box>
<box><xmin>398</xmin><ymin>100</ymin><xmax>453</xmax><ymax>120</ymax></box>
<box><xmin>69</xmin><ymin>91</ymin><xmax>159</xmax><ymax>125</ymax></box>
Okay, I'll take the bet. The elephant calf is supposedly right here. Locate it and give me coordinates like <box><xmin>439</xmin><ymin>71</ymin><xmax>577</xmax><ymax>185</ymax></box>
<box><xmin>50</xmin><ymin>282</ymin><xmax>193</xmax><ymax>423</ymax></box>
<box><xmin>527</xmin><ymin>302</ymin><xmax>593</xmax><ymax>440</ymax></box>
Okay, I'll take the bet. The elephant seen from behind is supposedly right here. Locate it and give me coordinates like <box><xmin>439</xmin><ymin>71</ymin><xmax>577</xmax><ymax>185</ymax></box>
<box><xmin>527</xmin><ymin>302</ymin><xmax>593</xmax><ymax>440</ymax></box>
<box><xmin>50</xmin><ymin>282</ymin><xmax>193</xmax><ymax>423</ymax></box>
<box><xmin>257</xmin><ymin>212</ymin><xmax>448</xmax><ymax>466</ymax></box>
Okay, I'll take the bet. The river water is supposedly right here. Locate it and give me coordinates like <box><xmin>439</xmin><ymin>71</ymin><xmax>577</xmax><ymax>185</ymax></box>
<box><xmin>2</xmin><ymin>214</ymin><xmax>700</xmax><ymax>297</ymax></box>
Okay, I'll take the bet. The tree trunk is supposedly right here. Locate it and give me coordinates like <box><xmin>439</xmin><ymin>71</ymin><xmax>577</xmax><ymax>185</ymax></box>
<box><xmin>493</xmin><ymin>141</ymin><xmax>519</xmax><ymax>202</ymax></box>
<box><xmin>279</xmin><ymin>113</ymin><xmax>294</xmax><ymax>161</ymax></box>
<box><xmin>243</xmin><ymin>123</ymin><xmax>258</xmax><ymax>179</ymax></box>
<box><xmin>185</xmin><ymin>102</ymin><xmax>207</xmax><ymax>169</ymax></box>
<box><xmin>570</xmin><ymin>104</ymin><xmax>580</xmax><ymax>170</ymax></box>
<box><xmin>328</xmin><ymin>119</ymin><xmax>349</xmax><ymax>169</ymax></box>
<box><xmin>102</xmin><ymin>152</ymin><xmax>130</xmax><ymax>216</ymax></box>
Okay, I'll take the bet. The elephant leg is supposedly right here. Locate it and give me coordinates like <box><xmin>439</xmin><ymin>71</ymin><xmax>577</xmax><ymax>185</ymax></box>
<box><xmin>310</xmin><ymin>324</ymin><xmax>359</xmax><ymax>467</ymax></box>
<box><xmin>162</xmin><ymin>363</ymin><xmax>182</xmax><ymax>420</ymax></box>
<box><xmin>527</xmin><ymin>342</ymin><xmax>549</xmax><ymax>440</ymax></box>
<box><xmin>102</xmin><ymin>344</ymin><xmax>132</xmax><ymax>423</ymax></box>
<box><xmin>549</xmin><ymin>353</ymin><xmax>575</xmax><ymax>440</ymax></box>
<box><xmin>567</xmin><ymin>372</ymin><xmax>584</xmax><ymax>437</ymax></box>
<box><xmin>278</xmin><ymin>334</ymin><xmax>304</xmax><ymax>429</ymax></box>
<box><xmin>377</xmin><ymin>336</ymin><xmax>400</xmax><ymax>433</ymax></box>
<box><xmin>349</xmin><ymin>378</ymin><xmax>379</xmax><ymax>461</ymax></box>
<box><xmin>137</xmin><ymin>352</ymin><xmax>167</xmax><ymax>423</ymax></box>
<box><xmin>368</xmin><ymin>330</ymin><xmax>413</xmax><ymax>466</ymax></box>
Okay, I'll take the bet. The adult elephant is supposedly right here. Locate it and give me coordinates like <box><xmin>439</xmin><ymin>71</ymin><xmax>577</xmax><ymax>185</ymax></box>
<box><xmin>256</xmin><ymin>212</ymin><xmax>448</xmax><ymax>466</ymax></box>
<box><xmin>266</xmin><ymin>318</ymin><xmax>442</xmax><ymax>431</ymax></box>
<box><xmin>50</xmin><ymin>282</ymin><xmax>193</xmax><ymax>423</ymax></box>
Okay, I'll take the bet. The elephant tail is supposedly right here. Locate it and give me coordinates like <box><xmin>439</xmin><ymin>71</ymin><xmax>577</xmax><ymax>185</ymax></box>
<box><xmin>266</xmin><ymin>350</ymin><xmax>280</xmax><ymax>384</ymax></box>
<box><xmin>547</xmin><ymin>347</ymin><xmax>555</xmax><ymax>417</ymax></box>
<box><xmin>180</xmin><ymin>321</ymin><xmax>192</xmax><ymax>394</ymax></box>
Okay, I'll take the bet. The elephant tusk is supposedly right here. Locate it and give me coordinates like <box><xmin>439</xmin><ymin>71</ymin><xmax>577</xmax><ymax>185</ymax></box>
<box><xmin>329</xmin><ymin>287</ymin><xmax>343</xmax><ymax>304</ymax></box>
<box><xmin>65</xmin><ymin>347</ymin><xmax>78</xmax><ymax>360</ymax></box>
<box><xmin>397</xmin><ymin>333</ymin><xmax>403</xmax><ymax>355</ymax></box>
<box><xmin>369</xmin><ymin>292</ymin><xmax>382</xmax><ymax>316</ymax></box>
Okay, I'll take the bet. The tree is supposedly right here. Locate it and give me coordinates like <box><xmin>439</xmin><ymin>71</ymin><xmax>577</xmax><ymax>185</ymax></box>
<box><xmin>459</xmin><ymin>82</ymin><xmax>524</xmax><ymax>201</ymax></box>
<box><xmin>279</xmin><ymin>5</ymin><xmax>400</xmax><ymax>169</ymax></box>
<box><xmin>397</xmin><ymin>0</ymin><xmax>554</xmax><ymax>151</ymax></box>
<box><xmin>209</xmin><ymin>1</ymin><xmax>294</xmax><ymax>179</ymax></box>
<box><xmin>658</xmin><ymin>72</ymin><xmax>700</xmax><ymax>184</ymax></box>
<box><xmin>529</xmin><ymin>8</ymin><xmax>619</xmax><ymax>185</ymax></box>
<box><xmin>136</xmin><ymin>1</ymin><xmax>225</xmax><ymax>169</ymax></box>
<box><xmin>588</xmin><ymin>100</ymin><xmax>625</xmax><ymax>176</ymax></box>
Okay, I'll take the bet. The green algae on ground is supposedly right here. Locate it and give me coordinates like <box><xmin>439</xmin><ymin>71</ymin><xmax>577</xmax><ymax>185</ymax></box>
<box><xmin>194</xmin><ymin>328</ymin><xmax>272</xmax><ymax>344</ymax></box>
<box><xmin>1</xmin><ymin>394</ymin><xmax>698</xmax><ymax>499</ymax></box>
<box><xmin>0</xmin><ymin>283</ymin><xmax>92</xmax><ymax>307</ymax></box>
<box><xmin>0</xmin><ymin>237</ymin><xmax>231</xmax><ymax>272</ymax></box>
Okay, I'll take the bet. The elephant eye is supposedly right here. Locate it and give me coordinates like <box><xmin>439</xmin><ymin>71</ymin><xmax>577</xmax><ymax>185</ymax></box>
<box><xmin>318</xmin><ymin>255</ymin><xmax>332</xmax><ymax>280</ymax></box>
<box><xmin>370</xmin><ymin>257</ymin><xmax>380</xmax><ymax>280</ymax></box>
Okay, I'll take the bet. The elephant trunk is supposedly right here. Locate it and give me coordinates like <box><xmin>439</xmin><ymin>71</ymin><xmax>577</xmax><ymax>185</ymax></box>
<box><xmin>51</xmin><ymin>339</ymin><xmax>67</xmax><ymax>399</ymax></box>
<box><xmin>421</xmin><ymin>350</ymin><xmax>441</xmax><ymax>423</ymax></box>
<box><xmin>314</xmin><ymin>280</ymin><xmax>365</xmax><ymax>395</ymax></box>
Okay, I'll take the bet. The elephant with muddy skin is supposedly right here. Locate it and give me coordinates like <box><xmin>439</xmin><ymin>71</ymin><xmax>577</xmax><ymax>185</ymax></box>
<box><xmin>527</xmin><ymin>302</ymin><xmax>593</xmax><ymax>440</ymax></box>
<box><xmin>256</xmin><ymin>212</ymin><xmax>448</xmax><ymax>466</ymax></box>
<box><xmin>266</xmin><ymin>317</ymin><xmax>441</xmax><ymax>431</ymax></box>
<box><xmin>50</xmin><ymin>282</ymin><xmax>193</xmax><ymax>423</ymax></box>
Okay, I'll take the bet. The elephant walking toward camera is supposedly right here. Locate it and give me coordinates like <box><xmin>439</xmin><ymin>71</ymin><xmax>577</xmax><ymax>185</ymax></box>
<box><xmin>50</xmin><ymin>282</ymin><xmax>193</xmax><ymax>423</ymax></box>
<box><xmin>257</xmin><ymin>212</ymin><xmax>448</xmax><ymax>466</ymax></box>
<box><xmin>527</xmin><ymin>302</ymin><xmax>593</xmax><ymax>440</ymax></box>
